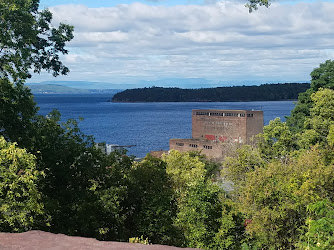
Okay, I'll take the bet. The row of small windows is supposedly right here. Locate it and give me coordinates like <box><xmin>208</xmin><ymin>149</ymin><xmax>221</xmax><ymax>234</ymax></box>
<box><xmin>175</xmin><ymin>142</ymin><xmax>212</xmax><ymax>150</ymax></box>
<box><xmin>195</xmin><ymin>111</ymin><xmax>252</xmax><ymax>117</ymax></box>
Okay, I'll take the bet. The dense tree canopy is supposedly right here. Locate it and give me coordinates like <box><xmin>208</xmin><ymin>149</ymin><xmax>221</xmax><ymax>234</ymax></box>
<box><xmin>0</xmin><ymin>0</ymin><xmax>73</xmax><ymax>81</ymax></box>
<box><xmin>287</xmin><ymin>60</ymin><xmax>334</xmax><ymax>132</ymax></box>
<box><xmin>0</xmin><ymin>78</ymin><xmax>37</xmax><ymax>145</ymax></box>
<box><xmin>112</xmin><ymin>83</ymin><xmax>310</xmax><ymax>103</ymax></box>
<box><xmin>222</xmin><ymin>61</ymin><xmax>334</xmax><ymax>249</ymax></box>
<box><xmin>0</xmin><ymin>136</ymin><xmax>44</xmax><ymax>232</ymax></box>
<box><xmin>1</xmin><ymin>0</ymin><xmax>334</xmax><ymax>248</ymax></box>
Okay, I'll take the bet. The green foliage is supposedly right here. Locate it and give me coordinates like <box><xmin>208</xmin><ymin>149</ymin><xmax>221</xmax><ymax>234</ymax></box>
<box><xmin>1</xmin><ymin>99</ymin><xmax>135</xmax><ymax>240</ymax></box>
<box><xmin>287</xmin><ymin>60</ymin><xmax>334</xmax><ymax>132</ymax></box>
<box><xmin>238</xmin><ymin>148</ymin><xmax>334</xmax><ymax>249</ymax></box>
<box><xmin>129</xmin><ymin>236</ymin><xmax>150</xmax><ymax>245</ymax></box>
<box><xmin>299</xmin><ymin>200</ymin><xmax>334</xmax><ymax>249</ymax></box>
<box><xmin>287</xmin><ymin>89</ymin><xmax>313</xmax><ymax>132</ymax></box>
<box><xmin>310</xmin><ymin>60</ymin><xmax>334</xmax><ymax>91</ymax></box>
<box><xmin>0</xmin><ymin>0</ymin><xmax>74</xmax><ymax>81</ymax></box>
<box><xmin>30</xmin><ymin>111</ymin><xmax>118</xmax><ymax>236</ymax></box>
<box><xmin>187</xmin><ymin>151</ymin><xmax>221</xmax><ymax>179</ymax></box>
<box><xmin>258</xmin><ymin>88</ymin><xmax>334</xmax><ymax>153</ymax></box>
<box><xmin>327</xmin><ymin>125</ymin><xmax>334</xmax><ymax>148</ymax></box>
<box><xmin>213</xmin><ymin>199</ymin><xmax>246</xmax><ymax>249</ymax></box>
<box><xmin>125</xmin><ymin>155</ymin><xmax>178</xmax><ymax>245</ymax></box>
<box><xmin>175</xmin><ymin>179</ymin><xmax>222</xmax><ymax>249</ymax></box>
<box><xmin>0</xmin><ymin>79</ymin><xmax>37</xmax><ymax>144</ymax></box>
<box><xmin>0</xmin><ymin>136</ymin><xmax>44</xmax><ymax>232</ymax></box>
<box><xmin>303</xmin><ymin>88</ymin><xmax>334</xmax><ymax>146</ymax></box>
<box><xmin>222</xmin><ymin>145</ymin><xmax>265</xmax><ymax>187</ymax></box>
<box><xmin>245</xmin><ymin>0</ymin><xmax>270</xmax><ymax>12</ymax></box>
<box><xmin>163</xmin><ymin>150</ymin><xmax>206</xmax><ymax>196</ymax></box>
<box><xmin>90</xmin><ymin>150</ymin><xmax>134</xmax><ymax>241</ymax></box>
<box><xmin>112</xmin><ymin>83</ymin><xmax>309</xmax><ymax>102</ymax></box>
<box><xmin>258</xmin><ymin>118</ymin><xmax>295</xmax><ymax>160</ymax></box>
<box><xmin>2</xmin><ymin>5</ymin><xmax>334</xmax><ymax>248</ymax></box>
<box><xmin>221</xmin><ymin>64</ymin><xmax>334</xmax><ymax>249</ymax></box>
<box><xmin>163</xmin><ymin>150</ymin><xmax>245</xmax><ymax>249</ymax></box>
<box><xmin>293</xmin><ymin>88</ymin><xmax>334</xmax><ymax>150</ymax></box>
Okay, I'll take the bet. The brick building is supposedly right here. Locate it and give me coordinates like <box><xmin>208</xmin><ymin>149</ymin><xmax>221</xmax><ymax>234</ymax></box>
<box><xmin>169</xmin><ymin>109</ymin><xmax>263</xmax><ymax>159</ymax></box>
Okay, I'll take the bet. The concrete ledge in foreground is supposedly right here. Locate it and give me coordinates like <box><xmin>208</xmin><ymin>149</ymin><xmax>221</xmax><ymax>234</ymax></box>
<box><xmin>0</xmin><ymin>230</ymin><xmax>200</xmax><ymax>250</ymax></box>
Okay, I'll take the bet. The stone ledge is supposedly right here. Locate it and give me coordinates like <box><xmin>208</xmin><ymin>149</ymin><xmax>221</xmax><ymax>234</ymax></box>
<box><xmin>0</xmin><ymin>231</ymin><xmax>199</xmax><ymax>250</ymax></box>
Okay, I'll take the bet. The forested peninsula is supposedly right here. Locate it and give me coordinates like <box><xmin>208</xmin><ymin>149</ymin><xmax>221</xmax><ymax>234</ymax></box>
<box><xmin>112</xmin><ymin>83</ymin><xmax>310</xmax><ymax>102</ymax></box>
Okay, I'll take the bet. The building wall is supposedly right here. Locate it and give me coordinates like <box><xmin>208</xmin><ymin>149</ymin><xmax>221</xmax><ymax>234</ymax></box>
<box><xmin>170</xmin><ymin>109</ymin><xmax>264</xmax><ymax>159</ymax></box>
<box><xmin>245</xmin><ymin>110</ymin><xmax>264</xmax><ymax>143</ymax></box>
<box><xmin>169</xmin><ymin>139</ymin><xmax>224</xmax><ymax>159</ymax></box>
<box><xmin>192</xmin><ymin>110</ymin><xmax>264</xmax><ymax>144</ymax></box>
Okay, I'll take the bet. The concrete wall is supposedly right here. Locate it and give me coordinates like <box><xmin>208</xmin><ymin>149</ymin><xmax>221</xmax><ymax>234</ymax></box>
<box><xmin>192</xmin><ymin>110</ymin><xmax>263</xmax><ymax>143</ymax></box>
<box><xmin>169</xmin><ymin>138</ymin><xmax>224</xmax><ymax>159</ymax></box>
<box><xmin>245</xmin><ymin>110</ymin><xmax>264</xmax><ymax>143</ymax></box>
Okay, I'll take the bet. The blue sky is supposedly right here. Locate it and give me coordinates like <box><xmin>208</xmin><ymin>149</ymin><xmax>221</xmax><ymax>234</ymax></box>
<box><xmin>30</xmin><ymin>0</ymin><xmax>334</xmax><ymax>87</ymax></box>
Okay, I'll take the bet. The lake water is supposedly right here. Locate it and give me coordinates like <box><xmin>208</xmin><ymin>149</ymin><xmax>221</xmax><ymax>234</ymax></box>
<box><xmin>34</xmin><ymin>94</ymin><xmax>296</xmax><ymax>157</ymax></box>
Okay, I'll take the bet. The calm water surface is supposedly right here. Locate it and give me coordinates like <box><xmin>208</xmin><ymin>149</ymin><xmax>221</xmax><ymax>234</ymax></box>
<box><xmin>34</xmin><ymin>94</ymin><xmax>296</xmax><ymax>157</ymax></box>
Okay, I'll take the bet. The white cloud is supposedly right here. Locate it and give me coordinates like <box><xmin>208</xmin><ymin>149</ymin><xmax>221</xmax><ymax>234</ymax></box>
<box><xmin>30</xmin><ymin>1</ymin><xmax>334</xmax><ymax>85</ymax></box>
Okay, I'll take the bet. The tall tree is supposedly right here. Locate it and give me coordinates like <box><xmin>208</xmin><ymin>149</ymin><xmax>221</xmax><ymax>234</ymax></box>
<box><xmin>0</xmin><ymin>0</ymin><xmax>73</xmax><ymax>81</ymax></box>
<box><xmin>0</xmin><ymin>78</ymin><xmax>37</xmax><ymax>145</ymax></box>
<box><xmin>125</xmin><ymin>155</ymin><xmax>178</xmax><ymax>245</ymax></box>
<box><xmin>237</xmin><ymin>147</ymin><xmax>334</xmax><ymax>249</ymax></box>
<box><xmin>0</xmin><ymin>136</ymin><xmax>44</xmax><ymax>232</ymax></box>
<box><xmin>302</xmin><ymin>88</ymin><xmax>334</xmax><ymax>147</ymax></box>
<box><xmin>287</xmin><ymin>60</ymin><xmax>334</xmax><ymax>132</ymax></box>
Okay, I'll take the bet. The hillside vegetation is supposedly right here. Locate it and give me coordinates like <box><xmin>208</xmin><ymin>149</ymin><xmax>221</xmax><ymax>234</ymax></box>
<box><xmin>1</xmin><ymin>1</ymin><xmax>334</xmax><ymax>249</ymax></box>
<box><xmin>112</xmin><ymin>83</ymin><xmax>310</xmax><ymax>102</ymax></box>
<box><xmin>2</xmin><ymin>61</ymin><xmax>334</xmax><ymax>249</ymax></box>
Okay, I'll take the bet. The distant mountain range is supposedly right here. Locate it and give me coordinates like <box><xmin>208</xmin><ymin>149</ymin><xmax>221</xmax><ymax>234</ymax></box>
<box><xmin>27</xmin><ymin>78</ymin><xmax>309</xmax><ymax>91</ymax></box>
<box><xmin>27</xmin><ymin>78</ymin><xmax>220</xmax><ymax>90</ymax></box>
<box><xmin>27</xmin><ymin>78</ymin><xmax>310</xmax><ymax>94</ymax></box>
<box><xmin>27</xmin><ymin>81</ymin><xmax>127</xmax><ymax>90</ymax></box>
<box><xmin>27</xmin><ymin>84</ymin><xmax>123</xmax><ymax>95</ymax></box>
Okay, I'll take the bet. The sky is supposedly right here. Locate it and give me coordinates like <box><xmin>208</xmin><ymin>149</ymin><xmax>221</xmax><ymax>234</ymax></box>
<box><xmin>28</xmin><ymin>0</ymin><xmax>334</xmax><ymax>87</ymax></box>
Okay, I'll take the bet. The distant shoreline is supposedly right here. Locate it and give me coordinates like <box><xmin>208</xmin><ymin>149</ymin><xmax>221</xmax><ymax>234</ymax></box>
<box><xmin>112</xmin><ymin>83</ymin><xmax>309</xmax><ymax>103</ymax></box>
<box><xmin>111</xmin><ymin>99</ymin><xmax>298</xmax><ymax>103</ymax></box>
<box><xmin>27</xmin><ymin>84</ymin><xmax>123</xmax><ymax>95</ymax></box>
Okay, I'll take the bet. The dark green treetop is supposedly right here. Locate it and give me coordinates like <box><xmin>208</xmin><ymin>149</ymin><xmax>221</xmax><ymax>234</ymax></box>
<box><xmin>0</xmin><ymin>0</ymin><xmax>73</xmax><ymax>81</ymax></box>
<box><xmin>287</xmin><ymin>60</ymin><xmax>334</xmax><ymax>132</ymax></box>
<box><xmin>245</xmin><ymin>0</ymin><xmax>270</xmax><ymax>12</ymax></box>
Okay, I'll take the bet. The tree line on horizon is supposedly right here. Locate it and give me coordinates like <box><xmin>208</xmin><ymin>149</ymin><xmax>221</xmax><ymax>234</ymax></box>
<box><xmin>112</xmin><ymin>83</ymin><xmax>310</xmax><ymax>102</ymax></box>
<box><xmin>1</xmin><ymin>0</ymin><xmax>334</xmax><ymax>249</ymax></box>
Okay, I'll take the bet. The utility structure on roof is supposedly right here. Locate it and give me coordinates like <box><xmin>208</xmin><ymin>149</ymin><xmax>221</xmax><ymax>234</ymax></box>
<box><xmin>169</xmin><ymin>109</ymin><xmax>264</xmax><ymax>159</ymax></box>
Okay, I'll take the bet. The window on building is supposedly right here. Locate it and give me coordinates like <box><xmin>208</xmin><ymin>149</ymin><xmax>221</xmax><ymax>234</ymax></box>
<box><xmin>195</xmin><ymin>112</ymin><xmax>210</xmax><ymax>116</ymax></box>
<box><xmin>176</xmin><ymin>142</ymin><xmax>184</xmax><ymax>146</ymax></box>
<box><xmin>189</xmin><ymin>144</ymin><xmax>198</xmax><ymax>148</ymax></box>
<box><xmin>210</xmin><ymin>112</ymin><xmax>222</xmax><ymax>116</ymax></box>
<box><xmin>203</xmin><ymin>145</ymin><xmax>212</xmax><ymax>149</ymax></box>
